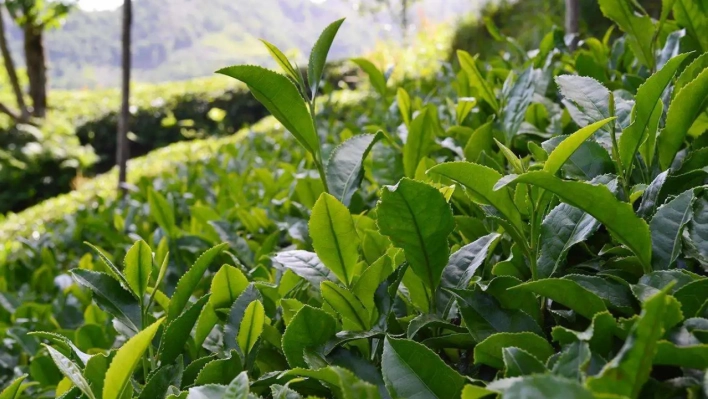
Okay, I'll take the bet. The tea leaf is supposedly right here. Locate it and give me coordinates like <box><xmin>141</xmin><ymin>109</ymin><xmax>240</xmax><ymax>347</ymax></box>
<box><xmin>651</xmin><ymin>188</ymin><xmax>696</xmax><ymax>270</ymax></box>
<box><xmin>474</xmin><ymin>332</ymin><xmax>554</xmax><ymax>369</ymax></box>
<box><xmin>71</xmin><ymin>269</ymin><xmax>141</xmax><ymax>332</ymax></box>
<box><xmin>382</xmin><ymin>336</ymin><xmax>465</xmax><ymax>399</ymax></box>
<box><xmin>457</xmin><ymin>50</ymin><xmax>499</xmax><ymax>112</ymax></box>
<box><xmin>403</xmin><ymin>108</ymin><xmax>436</xmax><ymax>178</ymax></box>
<box><xmin>159</xmin><ymin>295</ymin><xmax>210</xmax><ymax>365</ymax></box>
<box><xmin>103</xmin><ymin>317</ymin><xmax>164</xmax><ymax>399</ymax></box>
<box><xmin>310</xmin><ymin>193</ymin><xmax>360</xmax><ymax>286</ymax></box>
<box><xmin>377</xmin><ymin>178</ymin><xmax>455</xmax><ymax>293</ymax></box>
<box><xmin>599</xmin><ymin>0</ymin><xmax>655</xmax><ymax>69</ymax></box>
<box><xmin>352</xmin><ymin>58</ymin><xmax>387</xmax><ymax>97</ymax></box>
<box><xmin>321</xmin><ymin>281</ymin><xmax>370</xmax><ymax>330</ymax></box>
<box><xmin>43</xmin><ymin>345</ymin><xmax>96</xmax><ymax>399</ymax></box>
<box><xmin>326</xmin><ymin>132</ymin><xmax>383</xmax><ymax>206</ymax></box>
<box><xmin>237</xmin><ymin>300</ymin><xmax>265</xmax><ymax>356</ymax></box>
<box><xmin>217</xmin><ymin>65</ymin><xmax>320</xmax><ymax>158</ymax></box>
<box><xmin>503</xmin><ymin>347</ymin><xmax>547</xmax><ymax>378</ymax></box>
<box><xmin>123</xmin><ymin>240</ymin><xmax>153</xmax><ymax>298</ymax></box>
<box><xmin>282</xmin><ymin>305</ymin><xmax>336</xmax><ymax>368</ymax></box>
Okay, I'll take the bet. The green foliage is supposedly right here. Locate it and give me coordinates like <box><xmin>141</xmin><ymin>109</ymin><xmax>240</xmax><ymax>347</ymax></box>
<box><xmin>2</xmin><ymin>6</ymin><xmax>708</xmax><ymax>399</ymax></box>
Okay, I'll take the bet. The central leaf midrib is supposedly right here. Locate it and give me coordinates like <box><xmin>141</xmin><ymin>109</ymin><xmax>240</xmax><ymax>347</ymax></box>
<box><xmin>325</xmin><ymin>199</ymin><xmax>349</xmax><ymax>284</ymax></box>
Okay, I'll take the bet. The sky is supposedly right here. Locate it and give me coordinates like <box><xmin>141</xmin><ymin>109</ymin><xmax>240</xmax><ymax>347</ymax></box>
<box><xmin>79</xmin><ymin>0</ymin><xmax>124</xmax><ymax>11</ymax></box>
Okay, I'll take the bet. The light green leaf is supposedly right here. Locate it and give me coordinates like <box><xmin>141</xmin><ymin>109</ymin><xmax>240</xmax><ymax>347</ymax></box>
<box><xmin>619</xmin><ymin>53</ymin><xmax>691</xmax><ymax>169</ymax></box>
<box><xmin>309</xmin><ymin>193</ymin><xmax>360</xmax><ymax>286</ymax></box>
<box><xmin>638</xmin><ymin>100</ymin><xmax>663</xmax><ymax>168</ymax></box>
<box><xmin>510</xmin><ymin>278</ymin><xmax>607</xmax><ymax>319</ymax></box>
<box><xmin>282</xmin><ymin>305</ymin><xmax>336</xmax><ymax>368</ymax></box>
<box><xmin>353</xmin><ymin>252</ymin><xmax>395</xmax><ymax>312</ymax></box>
<box><xmin>457</xmin><ymin>50</ymin><xmax>499</xmax><ymax>112</ymax></box>
<box><xmin>397</xmin><ymin>87</ymin><xmax>412</xmax><ymax>127</ymax></box>
<box><xmin>321</xmin><ymin>281</ymin><xmax>370</xmax><ymax>330</ymax></box>
<box><xmin>103</xmin><ymin>317</ymin><xmax>164</xmax><ymax>399</ymax></box>
<box><xmin>238</xmin><ymin>300</ymin><xmax>265</xmax><ymax>356</ymax></box>
<box><xmin>429</xmin><ymin>161</ymin><xmax>525</xmax><ymax>235</ymax></box>
<box><xmin>224</xmin><ymin>371</ymin><xmax>250</xmax><ymax>399</ymax></box>
<box><xmin>587</xmin><ymin>287</ymin><xmax>674</xmax><ymax>399</ymax></box>
<box><xmin>377</xmin><ymin>178</ymin><xmax>454</xmax><ymax>292</ymax></box>
<box><xmin>474</xmin><ymin>332</ymin><xmax>554</xmax><ymax>369</ymax></box>
<box><xmin>217</xmin><ymin>65</ymin><xmax>320</xmax><ymax>158</ymax></box>
<box><xmin>463</xmin><ymin>122</ymin><xmax>494</xmax><ymax>163</ymax></box>
<box><xmin>123</xmin><ymin>240</ymin><xmax>153</xmax><ymax>298</ymax></box>
<box><xmin>326</xmin><ymin>132</ymin><xmax>383</xmax><ymax>206</ymax></box>
<box><xmin>352</xmin><ymin>58</ymin><xmax>387</xmax><ymax>97</ymax></box>
<box><xmin>260</xmin><ymin>40</ymin><xmax>302</xmax><ymax>89</ymax></box>
<box><xmin>651</xmin><ymin>188</ymin><xmax>696</xmax><ymax>270</ymax></box>
<box><xmin>403</xmin><ymin>108</ymin><xmax>436</xmax><ymax>178</ymax></box>
<box><xmin>504</xmin><ymin>171</ymin><xmax>652</xmax><ymax>270</ymax></box>
<box><xmin>308</xmin><ymin>18</ymin><xmax>345</xmax><ymax>95</ymax></box>
<box><xmin>654</xmin><ymin>340</ymin><xmax>708</xmax><ymax>369</ymax></box>
<box><xmin>43</xmin><ymin>345</ymin><xmax>96</xmax><ymax>399</ymax></box>
<box><xmin>503</xmin><ymin>348</ymin><xmax>548</xmax><ymax>378</ymax></box>
<box><xmin>506</xmin><ymin>375</ymin><xmax>595</xmax><ymax>399</ymax></box>
<box><xmin>657</xmin><ymin>66</ymin><xmax>708</xmax><ymax>169</ymax></box>
<box><xmin>0</xmin><ymin>375</ymin><xmax>28</xmax><ymax>399</ymax></box>
<box><xmin>148</xmin><ymin>189</ymin><xmax>177</xmax><ymax>236</ymax></box>
<box><xmin>210</xmin><ymin>265</ymin><xmax>249</xmax><ymax>310</ymax></box>
<box><xmin>382</xmin><ymin>337</ymin><xmax>465</xmax><ymax>399</ymax></box>
<box><xmin>167</xmin><ymin>243</ymin><xmax>227</xmax><ymax>323</ymax></box>
<box><xmin>599</xmin><ymin>0</ymin><xmax>655</xmax><ymax>69</ymax></box>
<box><xmin>544</xmin><ymin>117</ymin><xmax>615</xmax><ymax>175</ymax></box>
<box><xmin>673</xmin><ymin>0</ymin><xmax>708</xmax><ymax>52</ymax></box>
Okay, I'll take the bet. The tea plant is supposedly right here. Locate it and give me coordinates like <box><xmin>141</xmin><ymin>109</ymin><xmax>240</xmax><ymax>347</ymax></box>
<box><xmin>2</xmin><ymin>0</ymin><xmax>708</xmax><ymax>397</ymax></box>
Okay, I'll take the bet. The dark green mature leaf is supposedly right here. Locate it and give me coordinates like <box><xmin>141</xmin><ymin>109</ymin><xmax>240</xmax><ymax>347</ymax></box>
<box><xmin>537</xmin><ymin>175</ymin><xmax>616</xmax><ymax>278</ymax></box>
<box><xmin>43</xmin><ymin>345</ymin><xmax>96</xmax><ymax>399</ymax></box>
<box><xmin>382</xmin><ymin>337</ymin><xmax>465</xmax><ymax>399</ymax></box>
<box><xmin>675</xmin><ymin>52</ymin><xmax>708</xmax><ymax>95</ymax></box>
<box><xmin>500</xmin><ymin>68</ymin><xmax>535</xmax><ymax>143</ymax></box>
<box><xmin>619</xmin><ymin>53</ymin><xmax>691</xmax><ymax>169</ymax></box>
<box><xmin>167</xmin><ymin>243</ymin><xmax>227</xmax><ymax>322</ymax></box>
<box><xmin>123</xmin><ymin>240</ymin><xmax>153</xmax><ymax>298</ymax></box>
<box><xmin>274</xmin><ymin>250</ymin><xmax>337</xmax><ymax>288</ymax></box>
<box><xmin>103</xmin><ymin>318</ymin><xmax>164</xmax><ymax>399</ymax></box>
<box><xmin>598</xmin><ymin>0</ymin><xmax>655</xmax><ymax>69</ymax></box>
<box><xmin>511</xmin><ymin>278</ymin><xmax>607</xmax><ymax>319</ymax></box>
<box><xmin>673</xmin><ymin>0</ymin><xmax>708</xmax><ymax>52</ymax></box>
<box><xmin>687</xmin><ymin>195</ymin><xmax>708</xmax><ymax>264</ymax></box>
<box><xmin>651</xmin><ymin>188</ymin><xmax>697</xmax><ymax>270</ymax></box>
<box><xmin>587</xmin><ymin>287</ymin><xmax>675</xmax><ymax>399</ymax></box>
<box><xmin>436</xmin><ymin>233</ymin><xmax>500</xmax><ymax>315</ymax></box>
<box><xmin>377</xmin><ymin>178</ymin><xmax>454</xmax><ymax>292</ymax></box>
<box><xmin>310</xmin><ymin>193</ymin><xmax>360</xmax><ymax>286</ymax></box>
<box><xmin>327</xmin><ymin>132</ymin><xmax>383</xmax><ymax>206</ymax></box>
<box><xmin>474</xmin><ymin>332</ymin><xmax>554</xmax><ymax>369</ymax></box>
<box><xmin>159</xmin><ymin>295</ymin><xmax>210</xmax><ymax>365</ymax></box>
<box><xmin>657</xmin><ymin>66</ymin><xmax>708</xmax><ymax>169</ymax></box>
<box><xmin>503</xmin><ymin>171</ymin><xmax>652</xmax><ymax>270</ymax></box>
<box><xmin>139</xmin><ymin>362</ymin><xmax>183</xmax><ymax>399</ymax></box>
<box><xmin>71</xmin><ymin>269</ymin><xmax>141</xmax><ymax>332</ymax></box>
<box><xmin>403</xmin><ymin>108</ymin><xmax>436</xmax><ymax>178</ymax></box>
<box><xmin>194</xmin><ymin>351</ymin><xmax>243</xmax><ymax>386</ymax></box>
<box><xmin>503</xmin><ymin>347</ymin><xmax>548</xmax><ymax>377</ymax></box>
<box><xmin>564</xmin><ymin>274</ymin><xmax>636</xmax><ymax>315</ymax></box>
<box><xmin>282</xmin><ymin>305</ymin><xmax>337</xmax><ymax>368</ymax></box>
<box><xmin>428</xmin><ymin>162</ymin><xmax>524</xmax><ymax>234</ymax></box>
<box><xmin>555</xmin><ymin>75</ymin><xmax>610</xmax><ymax>133</ymax></box>
<box><xmin>505</xmin><ymin>375</ymin><xmax>595</xmax><ymax>399</ymax></box>
<box><xmin>321</xmin><ymin>281</ymin><xmax>370</xmax><ymax>330</ymax></box>
<box><xmin>449</xmin><ymin>288</ymin><xmax>543</xmax><ymax>341</ymax></box>
<box><xmin>551</xmin><ymin>341</ymin><xmax>591</xmax><ymax>380</ymax></box>
<box><xmin>217</xmin><ymin>65</ymin><xmax>320</xmax><ymax>158</ymax></box>
<box><xmin>457</xmin><ymin>50</ymin><xmax>499</xmax><ymax>112</ymax></box>
<box><xmin>674</xmin><ymin>279</ymin><xmax>708</xmax><ymax>318</ymax></box>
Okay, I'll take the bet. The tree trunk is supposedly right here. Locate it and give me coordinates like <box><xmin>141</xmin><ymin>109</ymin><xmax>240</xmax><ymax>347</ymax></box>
<box><xmin>565</xmin><ymin>0</ymin><xmax>580</xmax><ymax>51</ymax></box>
<box><xmin>0</xmin><ymin>11</ymin><xmax>29</xmax><ymax>122</ymax></box>
<box><xmin>117</xmin><ymin>0</ymin><xmax>132</xmax><ymax>196</ymax></box>
<box><xmin>23</xmin><ymin>25</ymin><xmax>47</xmax><ymax>118</ymax></box>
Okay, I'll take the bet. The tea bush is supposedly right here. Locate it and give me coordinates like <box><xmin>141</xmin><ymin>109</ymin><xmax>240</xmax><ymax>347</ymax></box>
<box><xmin>1</xmin><ymin>1</ymin><xmax>708</xmax><ymax>398</ymax></box>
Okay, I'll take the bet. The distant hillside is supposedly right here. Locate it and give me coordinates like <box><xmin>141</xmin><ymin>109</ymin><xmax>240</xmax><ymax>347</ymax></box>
<box><xmin>5</xmin><ymin>0</ymin><xmax>477</xmax><ymax>89</ymax></box>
